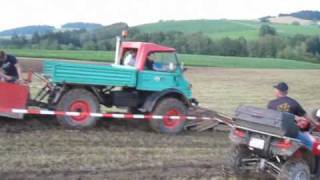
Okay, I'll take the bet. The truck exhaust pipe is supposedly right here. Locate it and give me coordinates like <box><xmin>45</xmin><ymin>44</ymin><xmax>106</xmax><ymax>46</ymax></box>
<box><xmin>114</xmin><ymin>30</ymin><xmax>129</xmax><ymax>65</ymax></box>
<box><xmin>114</xmin><ymin>36</ymin><xmax>121</xmax><ymax>65</ymax></box>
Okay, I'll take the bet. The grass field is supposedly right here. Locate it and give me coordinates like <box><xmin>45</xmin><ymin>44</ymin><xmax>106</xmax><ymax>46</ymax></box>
<box><xmin>0</xmin><ymin>66</ymin><xmax>319</xmax><ymax>179</ymax></box>
<box><xmin>188</xmin><ymin>68</ymin><xmax>320</xmax><ymax>115</ymax></box>
<box><xmin>179</xmin><ymin>54</ymin><xmax>320</xmax><ymax>69</ymax></box>
<box><xmin>6</xmin><ymin>49</ymin><xmax>115</xmax><ymax>62</ymax></box>
<box><xmin>135</xmin><ymin>19</ymin><xmax>320</xmax><ymax>40</ymax></box>
<box><xmin>6</xmin><ymin>49</ymin><xmax>320</xmax><ymax>69</ymax></box>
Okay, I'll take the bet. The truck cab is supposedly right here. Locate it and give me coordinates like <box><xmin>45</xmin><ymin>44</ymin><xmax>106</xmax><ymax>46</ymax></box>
<box><xmin>118</xmin><ymin>42</ymin><xmax>192</xmax><ymax>99</ymax></box>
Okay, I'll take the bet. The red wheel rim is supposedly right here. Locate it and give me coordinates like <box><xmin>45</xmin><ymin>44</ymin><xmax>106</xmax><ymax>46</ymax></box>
<box><xmin>163</xmin><ymin>108</ymin><xmax>183</xmax><ymax>128</ymax></box>
<box><xmin>69</xmin><ymin>100</ymin><xmax>91</xmax><ymax>123</ymax></box>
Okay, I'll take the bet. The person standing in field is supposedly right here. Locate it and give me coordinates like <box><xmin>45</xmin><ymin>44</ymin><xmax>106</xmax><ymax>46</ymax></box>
<box><xmin>0</xmin><ymin>50</ymin><xmax>23</xmax><ymax>83</ymax></box>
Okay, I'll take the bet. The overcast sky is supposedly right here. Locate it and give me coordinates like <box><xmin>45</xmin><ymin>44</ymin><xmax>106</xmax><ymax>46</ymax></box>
<box><xmin>0</xmin><ymin>0</ymin><xmax>319</xmax><ymax>30</ymax></box>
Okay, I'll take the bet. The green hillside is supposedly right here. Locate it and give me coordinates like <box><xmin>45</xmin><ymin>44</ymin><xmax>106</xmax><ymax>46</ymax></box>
<box><xmin>5</xmin><ymin>49</ymin><xmax>320</xmax><ymax>69</ymax></box>
<box><xmin>135</xmin><ymin>20</ymin><xmax>320</xmax><ymax>40</ymax></box>
<box><xmin>0</xmin><ymin>25</ymin><xmax>55</xmax><ymax>36</ymax></box>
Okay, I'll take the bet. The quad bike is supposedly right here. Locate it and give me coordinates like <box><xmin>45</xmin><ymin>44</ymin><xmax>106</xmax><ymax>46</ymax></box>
<box><xmin>229</xmin><ymin>106</ymin><xmax>320</xmax><ymax>180</ymax></box>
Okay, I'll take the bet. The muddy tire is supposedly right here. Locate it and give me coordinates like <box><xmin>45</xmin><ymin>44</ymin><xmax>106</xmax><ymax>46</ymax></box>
<box><xmin>56</xmin><ymin>88</ymin><xmax>100</xmax><ymax>129</ymax></box>
<box><xmin>150</xmin><ymin>98</ymin><xmax>187</xmax><ymax>134</ymax></box>
<box><xmin>229</xmin><ymin>145</ymin><xmax>251</xmax><ymax>178</ymax></box>
<box><xmin>277</xmin><ymin>159</ymin><xmax>310</xmax><ymax>180</ymax></box>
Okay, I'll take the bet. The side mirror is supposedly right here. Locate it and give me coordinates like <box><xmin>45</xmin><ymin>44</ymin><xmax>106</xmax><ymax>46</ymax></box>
<box><xmin>183</xmin><ymin>67</ymin><xmax>188</xmax><ymax>72</ymax></box>
<box><xmin>181</xmin><ymin>62</ymin><xmax>187</xmax><ymax>72</ymax></box>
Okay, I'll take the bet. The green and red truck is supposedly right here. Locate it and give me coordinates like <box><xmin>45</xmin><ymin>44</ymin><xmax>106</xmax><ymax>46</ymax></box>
<box><xmin>32</xmin><ymin>34</ymin><xmax>197</xmax><ymax>134</ymax></box>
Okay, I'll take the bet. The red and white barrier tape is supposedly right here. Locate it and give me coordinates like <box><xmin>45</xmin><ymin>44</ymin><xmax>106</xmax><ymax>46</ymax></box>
<box><xmin>0</xmin><ymin>108</ymin><xmax>222</xmax><ymax>122</ymax></box>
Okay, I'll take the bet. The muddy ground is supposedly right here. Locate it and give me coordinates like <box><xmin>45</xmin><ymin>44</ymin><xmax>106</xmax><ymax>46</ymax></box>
<box><xmin>0</xmin><ymin>116</ymin><xmax>232</xmax><ymax>180</ymax></box>
<box><xmin>0</xmin><ymin>58</ymin><xmax>318</xmax><ymax>180</ymax></box>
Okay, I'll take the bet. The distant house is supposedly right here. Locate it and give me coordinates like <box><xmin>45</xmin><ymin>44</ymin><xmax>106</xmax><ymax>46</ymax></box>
<box><xmin>268</xmin><ymin>16</ymin><xmax>313</xmax><ymax>25</ymax></box>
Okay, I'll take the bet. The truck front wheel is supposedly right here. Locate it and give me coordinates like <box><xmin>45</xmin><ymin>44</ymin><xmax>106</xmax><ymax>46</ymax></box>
<box><xmin>150</xmin><ymin>98</ymin><xmax>187</xmax><ymax>134</ymax></box>
<box><xmin>56</xmin><ymin>88</ymin><xmax>100</xmax><ymax>129</ymax></box>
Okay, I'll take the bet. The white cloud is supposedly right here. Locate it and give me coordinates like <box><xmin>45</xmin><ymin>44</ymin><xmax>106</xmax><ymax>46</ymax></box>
<box><xmin>0</xmin><ymin>0</ymin><xmax>319</xmax><ymax>30</ymax></box>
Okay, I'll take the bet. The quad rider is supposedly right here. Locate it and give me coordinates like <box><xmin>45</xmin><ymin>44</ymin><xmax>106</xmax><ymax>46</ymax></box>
<box><xmin>268</xmin><ymin>82</ymin><xmax>318</xmax><ymax>150</ymax></box>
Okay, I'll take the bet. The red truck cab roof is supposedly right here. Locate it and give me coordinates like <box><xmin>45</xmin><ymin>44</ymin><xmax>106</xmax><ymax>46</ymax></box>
<box><xmin>120</xmin><ymin>42</ymin><xmax>176</xmax><ymax>71</ymax></box>
<box><xmin>121</xmin><ymin>42</ymin><xmax>176</xmax><ymax>52</ymax></box>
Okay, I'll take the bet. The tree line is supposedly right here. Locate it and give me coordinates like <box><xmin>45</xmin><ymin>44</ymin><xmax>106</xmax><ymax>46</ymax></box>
<box><xmin>0</xmin><ymin>23</ymin><xmax>319</xmax><ymax>62</ymax></box>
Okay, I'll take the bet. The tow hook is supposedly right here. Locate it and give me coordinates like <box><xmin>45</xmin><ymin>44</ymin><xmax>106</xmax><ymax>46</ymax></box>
<box><xmin>259</xmin><ymin>159</ymin><xmax>267</xmax><ymax>170</ymax></box>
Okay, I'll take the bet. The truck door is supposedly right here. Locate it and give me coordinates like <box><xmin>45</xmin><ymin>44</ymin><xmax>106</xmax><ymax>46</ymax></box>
<box><xmin>136</xmin><ymin>52</ymin><xmax>180</xmax><ymax>91</ymax></box>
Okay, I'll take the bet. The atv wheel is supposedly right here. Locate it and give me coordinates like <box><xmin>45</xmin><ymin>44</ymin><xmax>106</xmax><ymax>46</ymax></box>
<box><xmin>229</xmin><ymin>145</ymin><xmax>252</xmax><ymax>178</ymax></box>
<box><xmin>56</xmin><ymin>88</ymin><xmax>100</xmax><ymax>129</ymax></box>
<box><xmin>277</xmin><ymin>159</ymin><xmax>310</xmax><ymax>180</ymax></box>
<box><xmin>150</xmin><ymin>98</ymin><xmax>187</xmax><ymax>134</ymax></box>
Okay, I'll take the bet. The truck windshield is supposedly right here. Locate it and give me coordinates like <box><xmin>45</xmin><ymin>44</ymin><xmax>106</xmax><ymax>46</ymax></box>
<box><xmin>146</xmin><ymin>52</ymin><xmax>178</xmax><ymax>72</ymax></box>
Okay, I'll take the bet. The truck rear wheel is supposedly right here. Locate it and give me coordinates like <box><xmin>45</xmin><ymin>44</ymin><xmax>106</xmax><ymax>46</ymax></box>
<box><xmin>277</xmin><ymin>158</ymin><xmax>310</xmax><ymax>180</ymax></box>
<box><xmin>150</xmin><ymin>98</ymin><xmax>187</xmax><ymax>134</ymax></box>
<box><xmin>56</xmin><ymin>88</ymin><xmax>100</xmax><ymax>129</ymax></box>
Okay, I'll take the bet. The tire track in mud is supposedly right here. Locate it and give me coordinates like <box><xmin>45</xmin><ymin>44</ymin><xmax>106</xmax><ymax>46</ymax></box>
<box><xmin>0</xmin><ymin>162</ymin><xmax>232</xmax><ymax>180</ymax></box>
